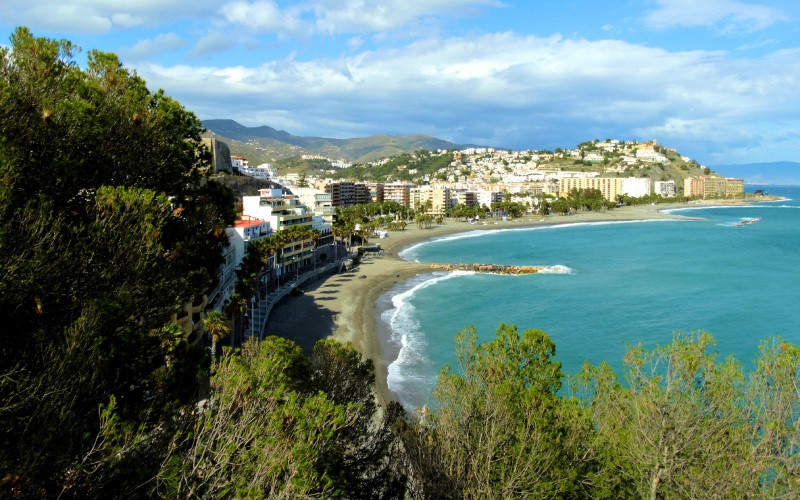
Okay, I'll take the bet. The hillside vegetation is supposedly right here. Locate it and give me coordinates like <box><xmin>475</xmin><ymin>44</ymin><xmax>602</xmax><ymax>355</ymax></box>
<box><xmin>202</xmin><ymin>119</ymin><xmax>458</xmax><ymax>164</ymax></box>
<box><xmin>208</xmin><ymin>120</ymin><xmax>714</xmax><ymax>186</ymax></box>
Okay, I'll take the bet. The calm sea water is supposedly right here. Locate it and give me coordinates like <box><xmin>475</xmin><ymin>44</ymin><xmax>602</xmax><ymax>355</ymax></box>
<box><xmin>378</xmin><ymin>186</ymin><xmax>800</xmax><ymax>411</ymax></box>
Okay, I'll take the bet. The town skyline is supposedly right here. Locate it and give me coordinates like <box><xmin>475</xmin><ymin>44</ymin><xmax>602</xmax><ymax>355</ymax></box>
<box><xmin>2</xmin><ymin>0</ymin><xmax>799</xmax><ymax>165</ymax></box>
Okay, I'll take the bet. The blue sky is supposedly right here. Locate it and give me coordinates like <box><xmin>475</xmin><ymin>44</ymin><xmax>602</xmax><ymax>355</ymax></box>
<box><xmin>2</xmin><ymin>0</ymin><xmax>799</xmax><ymax>165</ymax></box>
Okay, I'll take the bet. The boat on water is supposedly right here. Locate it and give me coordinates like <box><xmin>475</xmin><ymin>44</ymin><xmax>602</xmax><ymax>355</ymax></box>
<box><xmin>735</xmin><ymin>217</ymin><xmax>761</xmax><ymax>227</ymax></box>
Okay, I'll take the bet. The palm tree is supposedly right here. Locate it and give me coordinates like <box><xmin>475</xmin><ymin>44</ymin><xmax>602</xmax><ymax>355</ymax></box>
<box><xmin>292</xmin><ymin>224</ymin><xmax>313</xmax><ymax>272</ymax></box>
<box><xmin>310</xmin><ymin>228</ymin><xmax>322</xmax><ymax>270</ymax></box>
<box><xmin>204</xmin><ymin>310</ymin><xmax>231</xmax><ymax>359</ymax></box>
<box><xmin>331</xmin><ymin>222</ymin><xmax>344</xmax><ymax>260</ymax></box>
<box><xmin>272</xmin><ymin>229</ymin><xmax>289</xmax><ymax>282</ymax></box>
<box><xmin>359</xmin><ymin>227</ymin><xmax>371</xmax><ymax>248</ymax></box>
<box><xmin>343</xmin><ymin>221</ymin><xmax>356</xmax><ymax>250</ymax></box>
<box><xmin>223</xmin><ymin>292</ymin><xmax>247</xmax><ymax>346</ymax></box>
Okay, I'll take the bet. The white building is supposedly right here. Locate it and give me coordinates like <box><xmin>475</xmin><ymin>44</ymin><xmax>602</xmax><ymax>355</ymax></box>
<box><xmin>476</xmin><ymin>190</ymin><xmax>503</xmax><ymax>208</ymax></box>
<box><xmin>584</xmin><ymin>152</ymin><xmax>605</xmax><ymax>163</ymax></box>
<box><xmin>292</xmin><ymin>186</ymin><xmax>335</xmax><ymax>223</ymax></box>
<box><xmin>240</xmin><ymin>162</ymin><xmax>276</xmax><ymax>180</ymax></box>
<box><xmin>231</xmin><ymin>155</ymin><xmax>249</xmax><ymax>170</ymax></box>
<box><xmin>243</xmin><ymin>188</ymin><xmax>313</xmax><ymax>232</ymax></box>
<box><xmin>635</xmin><ymin>146</ymin><xmax>669</xmax><ymax>164</ymax></box>
<box><xmin>209</xmin><ymin>218</ymin><xmax>271</xmax><ymax>310</ymax></box>
<box><xmin>622</xmin><ymin>177</ymin><xmax>652</xmax><ymax>198</ymax></box>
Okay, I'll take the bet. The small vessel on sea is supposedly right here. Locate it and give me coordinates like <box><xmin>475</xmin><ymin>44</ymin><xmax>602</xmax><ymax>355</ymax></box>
<box><xmin>735</xmin><ymin>217</ymin><xmax>761</xmax><ymax>227</ymax></box>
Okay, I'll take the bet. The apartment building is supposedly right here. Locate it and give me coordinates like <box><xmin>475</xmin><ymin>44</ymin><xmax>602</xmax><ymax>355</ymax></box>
<box><xmin>410</xmin><ymin>186</ymin><xmax>452</xmax><ymax>215</ymax></box>
<box><xmin>559</xmin><ymin>177</ymin><xmax>624</xmax><ymax>202</ymax></box>
<box><xmin>654</xmin><ymin>180</ymin><xmax>677</xmax><ymax>197</ymax></box>
<box><xmin>325</xmin><ymin>181</ymin><xmax>370</xmax><ymax>207</ymax></box>
<box><xmin>452</xmin><ymin>190</ymin><xmax>478</xmax><ymax>207</ymax></box>
<box><xmin>725</xmin><ymin>178</ymin><xmax>744</xmax><ymax>197</ymax></box>
<box><xmin>243</xmin><ymin>188</ymin><xmax>313</xmax><ymax>231</ymax></box>
<box><xmin>622</xmin><ymin>177</ymin><xmax>651</xmax><ymax>198</ymax></box>
<box><xmin>291</xmin><ymin>187</ymin><xmax>336</xmax><ymax>223</ymax></box>
<box><xmin>476</xmin><ymin>190</ymin><xmax>503</xmax><ymax>208</ymax></box>
<box><xmin>383</xmin><ymin>182</ymin><xmax>414</xmax><ymax>207</ymax></box>
<box><xmin>365</xmin><ymin>182</ymin><xmax>385</xmax><ymax>203</ymax></box>
<box><xmin>684</xmin><ymin>176</ymin><xmax>743</xmax><ymax>198</ymax></box>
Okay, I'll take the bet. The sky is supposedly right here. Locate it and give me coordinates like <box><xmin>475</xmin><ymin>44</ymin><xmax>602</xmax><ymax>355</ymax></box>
<box><xmin>1</xmin><ymin>0</ymin><xmax>799</xmax><ymax>165</ymax></box>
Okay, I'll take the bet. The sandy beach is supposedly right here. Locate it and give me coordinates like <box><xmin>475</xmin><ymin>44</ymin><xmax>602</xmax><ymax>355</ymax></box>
<box><xmin>263</xmin><ymin>202</ymin><xmax>712</xmax><ymax>404</ymax></box>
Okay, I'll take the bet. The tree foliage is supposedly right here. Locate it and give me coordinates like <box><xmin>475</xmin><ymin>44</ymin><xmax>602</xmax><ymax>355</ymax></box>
<box><xmin>405</xmin><ymin>324</ymin><xmax>595</xmax><ymax>498</ymax></box>
<box><xmin>571</xmin><ymin>331</ymin><xmax>800</xmax><ymax>498</ymax></box>
<box><xmin>159</xmin><ymin>338</ymin><xmax>406</xmax><ymax>498</ymax></box>
<box><xmin>0</xmin><ymin>28</ymin><xmax>234</xmax><ymax>496</ymax></box>
<box><xmin>403</xmin><ymin>326</ymin><xmax>800</xmax><ymax>499</ymax></box>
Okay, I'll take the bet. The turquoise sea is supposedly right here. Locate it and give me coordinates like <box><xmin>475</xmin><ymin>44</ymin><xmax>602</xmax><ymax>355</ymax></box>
<box><xmin>378</xmin><ymin>186</ymin><xmax>800</xmax><ymax>411</ymax></box>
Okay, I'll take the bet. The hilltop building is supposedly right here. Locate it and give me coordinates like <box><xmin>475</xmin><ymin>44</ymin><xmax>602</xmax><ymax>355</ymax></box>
<box><xmin>231</xmin><ymin>155</ymin><xmax>248</xmax><ymax>170</ymax></box>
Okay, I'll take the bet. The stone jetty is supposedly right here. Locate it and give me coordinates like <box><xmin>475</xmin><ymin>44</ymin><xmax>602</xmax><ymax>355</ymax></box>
<box><xmin>426</xmin><ymin>263</ymin><xmax>545</xmax><ymax>274</ymax></box>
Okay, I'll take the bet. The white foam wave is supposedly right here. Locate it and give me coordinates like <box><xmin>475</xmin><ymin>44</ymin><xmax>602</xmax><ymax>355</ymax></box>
<box><xmin>663</xmin><ymin>203</ymin><xmax>799</xmax><ymax>214</ymax></box>
<box><xmin>385</xmin><ymin>271</ymin><xmax>475</xmax><ymax>393</ymax></box>
<box><xmin>538</xmin><ymin>265</ymin><xmax>576</xmax><ymax>275</ymax></box>
<box><xmin>661</xmin><ymin>205</ymin><xmax>746</xmax><ymax>213</ymax></box>
<box><xmin>398</xmin><ymin>230</ymin><xmax>486</xmax><ymax>260</ymax></box>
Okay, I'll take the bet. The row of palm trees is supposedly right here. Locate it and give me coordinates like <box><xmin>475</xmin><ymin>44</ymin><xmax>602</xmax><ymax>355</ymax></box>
<box><xmin>331</xmin><ymin>218</ymin><xmax>380</xmax><ymax>257</ymax></box>
<box><xmin>206</xmin><ymin>224</ymin><xmax>325</xmax><ymax>358</ymax></box>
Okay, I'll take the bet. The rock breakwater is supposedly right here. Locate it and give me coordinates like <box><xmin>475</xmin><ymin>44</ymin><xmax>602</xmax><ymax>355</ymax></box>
<box><xmin>426</xmin><ymin>263</ymin><xmax>545</xmax><ymax>274</ymax></box>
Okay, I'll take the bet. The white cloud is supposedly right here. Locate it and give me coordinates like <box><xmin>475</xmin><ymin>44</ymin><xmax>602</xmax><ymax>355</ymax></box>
<box><xmin>111</xmin><ymin>13</ymin><xmax>144</xmax><ymax>28</ymax></box>
<box><xmin>217</xmin><ymin>0</ymin><xmax>500</xmax><ymax>37</ymax></box>
<box><xmin>133</xmin><ymin>32</ymin><xmax>800</xmax><ymax>162</ymax></box>
<box><xmin>14</xmin><ymin>4</ymin><xmax>113</xmax><ymax>34</ymax></box>
<box><xmin>347</xmin><ymin>36</ymin><xmax>364</xmax><ymax>51</ymax></box>
<box><xmin>0</xmin><ymin>0</ymin><xmax>219</xmax><ymax>32</ymax></box>
<box><xmin>644</xmin><ymin>0</ymin><xmax>789</xmax><ymax>33</ymax></box>
<box><xmin>123</xmin><ymin>33</ymin><xmax>187</xmax><ymax>61</ymax></box>
<box><xmin>221</xmin><ymin>1</ymin><xmax>308</xmax><ymax>37</ymax></box>
<box><xmin>188</xmin><ymin>33</ymin><xmax>237</xmax><ymax>58</ymax></box>
<box><xmin>309</xmin><ymin>0</ymin><xmax>500</xmax><ymax>35</ymax></box>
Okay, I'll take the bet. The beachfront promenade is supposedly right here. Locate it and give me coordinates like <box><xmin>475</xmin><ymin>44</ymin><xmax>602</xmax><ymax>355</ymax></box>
<box><xmin>242</xmin><ymin>249</ymin><xmax>354</xmax><ymax>341</ymax></box>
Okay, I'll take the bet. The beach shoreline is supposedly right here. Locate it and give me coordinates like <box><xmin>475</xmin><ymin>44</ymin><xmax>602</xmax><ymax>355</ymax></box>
<box><xmin>262</xmin><ymin>199</ymin><xmax>761</xmax><ymax>406</ymax></box>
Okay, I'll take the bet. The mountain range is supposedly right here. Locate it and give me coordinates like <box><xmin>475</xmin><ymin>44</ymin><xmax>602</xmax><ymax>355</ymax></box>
<box><xmin>711</xmin><ymin>161</ymin><xmax>800</xmax><ymax>186</ymax></box>
<box><xmin>201</xmin><ymin>119</ymin><xmax>461</xmax><ymax>165</ymax></box>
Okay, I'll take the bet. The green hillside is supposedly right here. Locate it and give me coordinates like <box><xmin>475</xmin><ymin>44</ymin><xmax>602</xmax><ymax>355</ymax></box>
<box><xmin>202</xmin><ymin>119</ymin><xmax>458</xmax><ymax>164</ymax></box>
